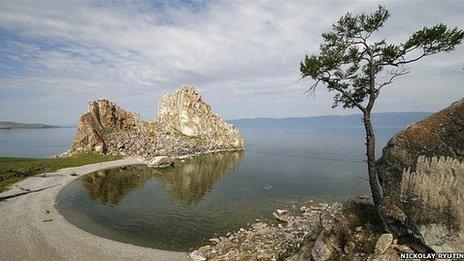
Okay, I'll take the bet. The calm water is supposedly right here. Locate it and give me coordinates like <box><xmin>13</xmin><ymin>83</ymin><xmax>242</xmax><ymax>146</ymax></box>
<box><xmin>0</xmin><ymin>128</ymin><xmax>76</xmax><ymax>157</ymax></box>
<box><xmin>50</xmin><ymin>126</ymin><xmax>400</xmax><ymax>251</ymax></box>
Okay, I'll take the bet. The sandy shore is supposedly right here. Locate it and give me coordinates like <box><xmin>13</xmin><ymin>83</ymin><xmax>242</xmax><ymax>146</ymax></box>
<box><xmin>0</xmin><ymin>158</ymin><xmax>189</xmax><ymax>261</ymax></box>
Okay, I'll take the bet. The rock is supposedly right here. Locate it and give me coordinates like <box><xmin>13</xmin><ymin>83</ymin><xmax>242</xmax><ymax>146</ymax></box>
<box><xmin>189</xmin><ymin>250</ymin><xmax>206</xmax><ymax>261</ymax></box>
<box><xmin>376</xmin><ymin>99</ymin><xmax>464</xmax><ymax>252</ymax></box>
<box><xmin>310</xmin><ymin>205</ymin><xmax>326</xmax><ymax>211</ymax></box>
<box><xmin>311</xmin><ymin>232</ymin><xmax>332</xmax><ymax>261</ymax></box>
<box><xmin>251</xmin><ymin>222</ymin><xmax>267</xmax><ymax>230</ymax></box>
<box><xmin>146</xmin><ymin>156</ymin><xmax>174</xmax><ymax>168</ymax></box>
<box><xmin>285</xmin><ymin>253</ymin><xmax>299</xmax><ymax>261</ymax></box>
<box><xmin>395</xmin><ymin>244</ymin><xmax>413</xmax><ymax>253</ymax></box>
<box><xmin>372</xmin><ymin>248</ymin><xmax>400</xmax><ymax>261</ymax></box>
<box><xmin>300</xmin><ymin>206</ymin><xmax>307</xmax><ymax>212</ymax></box>
<box><xmin>154</xmin><ymin>85</ymin><xmax>245</xmax><ymax>151</ymax></box>
<box><xmin>299</xmin><ymin>243</ymin><xmax>313</xmax><ymax>260</ymax></box>
<box><xmin>67</xmin><ymin>85</ymin><xmax>245</xmax><ymax>162</ymax></box>
<box><xmin>273</xmin><ymin>209</ymin><xmax>291</xmax><ymax>223</ymax></box>
<box><xmin>374</xmin><ymin>233</ymin><xmax>393</xmax><ymax>255</ymax></box>
<box><xmin>344</xmin><ymin>241</ymin><xmax>355</xmax><ymax>254</ymax></box>
<box><xmin>209</xmin><ymin>238</ymin><xmax>220</xmax><ymax>243</ymax></box>
<box><xmin>198</xmin><ymin>245</ymin><xmax>211</xmax><ymax>252</ymax></box>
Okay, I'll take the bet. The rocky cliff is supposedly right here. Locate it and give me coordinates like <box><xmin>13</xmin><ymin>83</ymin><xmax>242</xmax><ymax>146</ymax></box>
<box><xmin>68</xmin><ymin>85</ymin><xmax>244</xmax><ymax>160</ymax></box>
<box><xmin>376</xmin><ymin>99</ymin><xmax>464</xmax><ymax>252</ymax></box>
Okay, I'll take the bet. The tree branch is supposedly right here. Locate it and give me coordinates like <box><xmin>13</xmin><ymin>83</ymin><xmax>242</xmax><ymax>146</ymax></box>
<box><xmin>330</xmin><ymin>83</ymin><xmax>366</xmax><ymax>112</ymax></box>
<box><xmin>303</xmin><ymin>79</ymin><xmax>320</xmax><ymax>96</ymax></box>
<box><xmin>376</xmin><ymin>67</ymin><xmax>410</xmax><ymax>91</ymax></box>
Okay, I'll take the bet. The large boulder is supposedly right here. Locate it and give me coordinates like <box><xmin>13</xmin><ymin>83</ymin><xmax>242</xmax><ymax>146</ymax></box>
<box><xmin>376</xmin><ymin>99</ymin><xmax>464</xmax><ymax>252</ymax></box>
<box><xmin>68</xmin><ymin>85</ymin><xmax>244</xmax><ymax>159</ymax></box>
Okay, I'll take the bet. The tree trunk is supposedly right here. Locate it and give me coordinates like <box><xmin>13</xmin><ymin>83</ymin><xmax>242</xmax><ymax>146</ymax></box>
<box><xmin>362</xmin><ymin>111</ymin><xmax>383</xmax><ymax>208</ymax></box>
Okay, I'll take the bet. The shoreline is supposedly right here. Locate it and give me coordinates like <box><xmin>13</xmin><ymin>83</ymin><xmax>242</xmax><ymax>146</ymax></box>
<box><xmin>0</xmin><ymin>157</ymin><xmax>189</xmax><ymax>260</ymax></box>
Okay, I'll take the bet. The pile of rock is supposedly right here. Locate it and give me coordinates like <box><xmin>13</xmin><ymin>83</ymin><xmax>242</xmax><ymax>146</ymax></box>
<box><xmin>189</xmin><ymin>203</ymin><xmax>325</xmax><ymax>261</ymax></box>
<box><xmin>190</xmin><ymin>201</ymin><xmax>413</xmax><ymax>261</ymax></box>
<box><xmin>66</xmin><ymin>85</ymin><xmax>245</xmax><ymax>163</ymax></box>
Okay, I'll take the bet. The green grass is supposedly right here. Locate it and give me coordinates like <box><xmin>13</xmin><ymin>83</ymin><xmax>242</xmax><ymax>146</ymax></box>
<box><xmin>0</xmin><ymin>153</ymin><xmax>122</xmax><ymax>192</ymax></box>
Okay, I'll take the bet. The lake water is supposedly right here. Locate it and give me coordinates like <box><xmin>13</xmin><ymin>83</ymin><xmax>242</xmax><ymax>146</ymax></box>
<box><xmin>0</xmin><ymin>127</ymin><xmax>76</xmax><ymax>157</ymax></box>
<box><xmin>47</xmin><ymin>126</ymin><xmax>399</xmax><ymax>251</ymax></box>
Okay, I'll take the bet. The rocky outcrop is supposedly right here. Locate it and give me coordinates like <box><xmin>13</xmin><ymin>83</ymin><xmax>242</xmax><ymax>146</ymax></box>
<box><xmin>68</xmin><ymin>85</ymin><xmax>244</xmax><ymax>161</ymax></box>
<box><xmin>190</xmin><ymin>201</ymin><xmax>409</xmax><ymax>261</ymax></box>
<box><xmin>376</xmin><ymin>99</ymin><xmax>464</xmax><ymax>252</ymax></box>
<box><xmin>69</xmin><ymin>100</ymin><xmax>146</xmax><ymax>154</ymax></box>
<box><xmin>153</xmin><ymin>86</ymin><xmax>244</xmax><ymax>156</ymax></box>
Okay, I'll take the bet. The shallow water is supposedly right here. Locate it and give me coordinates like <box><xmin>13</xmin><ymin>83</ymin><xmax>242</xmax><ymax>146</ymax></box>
<box><xmin>56</xmin><ymin>126</ymin><xmax>400</xmax><ymax>251</ymax></box>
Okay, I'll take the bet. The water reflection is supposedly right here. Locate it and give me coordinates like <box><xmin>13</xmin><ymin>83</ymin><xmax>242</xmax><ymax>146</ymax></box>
<box><xmin>80</xmin><ymin>151</ymin><xmax>243</xmax><ymax>205</ymax></box>
<box><xmin>80</xmin><ymin>166</ymin><xmax>154</xmax><ymax>205</ymax></box>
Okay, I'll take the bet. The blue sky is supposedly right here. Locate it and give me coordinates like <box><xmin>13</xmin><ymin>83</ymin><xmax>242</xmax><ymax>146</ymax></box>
<box><xmin>0</xmin><ymin>0</ymin><xmax>463</xmax><ymax>124</ymax></box>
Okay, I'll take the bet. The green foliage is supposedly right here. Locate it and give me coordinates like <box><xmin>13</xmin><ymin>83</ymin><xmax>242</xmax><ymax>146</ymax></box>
<box><xmin>404</xmin><ymin>24</ymin><xmax>464</xmax><ymax>54</ymax></box>
<box><xmin>363</xmin><ymin>234</ymin><xmax>379</xmax><ymax>254</ymax></box>
<box><xmin>300</xmin><ymin>5</ymin><xmax>463</xmax><ymax>111</ymax></box>
<box><xmin>0</xmin><ymin>153</ymin><xmax>121</xmax><ymax>192</ymax></box>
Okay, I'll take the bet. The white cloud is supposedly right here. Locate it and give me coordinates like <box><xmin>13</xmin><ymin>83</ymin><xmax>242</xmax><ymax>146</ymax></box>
<box><xmin>0</xmin><ymin>0</ymin><xmax>463</xmax><ymax>124</ymax></box>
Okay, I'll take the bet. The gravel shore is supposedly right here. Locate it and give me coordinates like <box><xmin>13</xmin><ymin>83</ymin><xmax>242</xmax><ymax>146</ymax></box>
<box><xmin>0</xmin><ymin>158</ymin><xmax>189</xmax><ymax>261</ymax></box>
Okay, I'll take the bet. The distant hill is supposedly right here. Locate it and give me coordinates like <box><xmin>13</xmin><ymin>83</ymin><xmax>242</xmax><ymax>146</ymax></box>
<box><xmin>0</xmin><ymin>121</ymin><xmax>60</xmax><ymax>129</ymax></box>
<box><xmin>230</xmin><ymin>112</ymin><xmax>431</xmax><ymax>128</ymax></box>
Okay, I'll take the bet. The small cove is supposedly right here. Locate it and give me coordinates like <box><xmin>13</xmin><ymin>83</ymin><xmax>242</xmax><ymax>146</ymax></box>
<box><xmin>55</xmin><ymin>126</ymin><xmax>399</xmax><ymax>251</ymax></box>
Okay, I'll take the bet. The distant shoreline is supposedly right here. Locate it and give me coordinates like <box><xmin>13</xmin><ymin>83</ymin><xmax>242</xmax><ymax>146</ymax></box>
<box><xmin>0</xmin><ymin>126</ymin><xmax>75</xmax><ymax>130</ymax></box>
<box><xmin>3</xmin><ymin>111</ymin><xmax>429</xmax><ymax>130</ymax></box>
<box><xmin>0</xmin><ymin>121</ymin><xmax>76</xmax><ymax>130</ymax></box>
<box><xmin>0</xmin><ymin>126</ymin><xmax>60</xmax><ymax>130</ymax></box>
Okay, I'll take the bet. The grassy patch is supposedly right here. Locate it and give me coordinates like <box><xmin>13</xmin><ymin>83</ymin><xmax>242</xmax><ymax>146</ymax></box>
<box><xmin>0</xmin><ymin>153</ymin><xmax>122</xmax><ymax>192</ymax></box>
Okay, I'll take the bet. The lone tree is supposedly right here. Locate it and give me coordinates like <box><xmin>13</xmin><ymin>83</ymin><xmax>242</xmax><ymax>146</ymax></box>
<box><xmin>300</xmin><ymin>6</ymin><xmax>463</xmax><ymax>208</ymax></box>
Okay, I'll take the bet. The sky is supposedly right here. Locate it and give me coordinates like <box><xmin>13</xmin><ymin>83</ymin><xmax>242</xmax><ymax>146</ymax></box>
<box><xmin>0</xmin><ymin>0</ymin><xmax>463</xmax><ymax>125</ymax></box>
